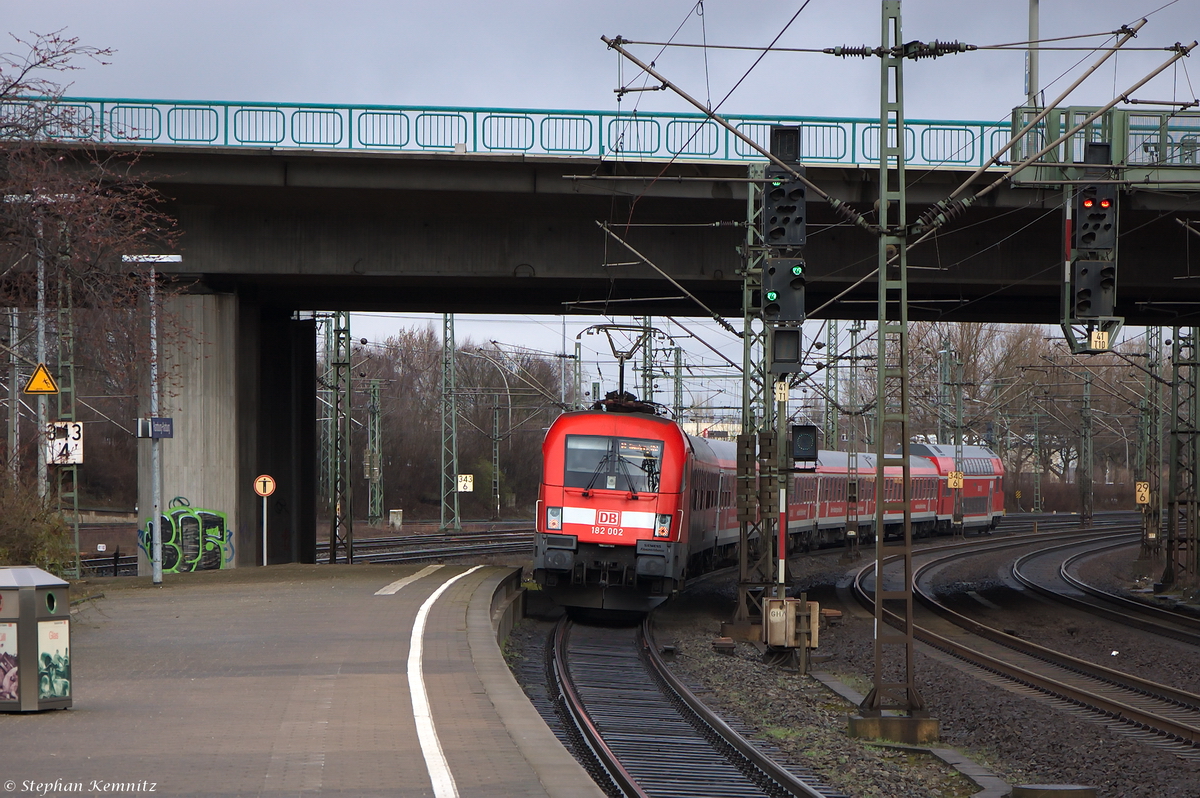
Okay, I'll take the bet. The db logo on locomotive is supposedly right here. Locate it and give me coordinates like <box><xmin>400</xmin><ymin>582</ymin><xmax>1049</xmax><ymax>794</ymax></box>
<box><xmin>597</xmin><ymin>511</ymin><xmax>620</xmax><ymax>525</ymax></box>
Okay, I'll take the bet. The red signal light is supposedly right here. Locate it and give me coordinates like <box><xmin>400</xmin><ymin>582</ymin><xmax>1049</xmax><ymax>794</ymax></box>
<box><xmin>1082</xmin><ymin>197</ymin><xmax>1095</xmax><ymax>208</ymax></box>
<box><xmin>1099</xmin><ymin>198</ymin><xmax>1112</xmax><ymax>209</ymax></box>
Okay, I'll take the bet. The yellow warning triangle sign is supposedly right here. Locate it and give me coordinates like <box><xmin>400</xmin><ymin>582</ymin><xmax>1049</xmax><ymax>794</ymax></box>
<box><xmin>23</xmin><ymin>363</ymin><xmax>59</xmax><ymax>395</ymax></box>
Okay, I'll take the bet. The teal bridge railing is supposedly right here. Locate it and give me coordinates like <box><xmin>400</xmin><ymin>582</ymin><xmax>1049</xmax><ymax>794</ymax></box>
<box><xmin>25</xmin><ymin>97</ymin><xmax>1200</xmax><ymax>171</ymax></box>
<box><xmin>31</xmin><ymin>96</ymin><xmax>1016</xmax><ymax>168</ymax></box>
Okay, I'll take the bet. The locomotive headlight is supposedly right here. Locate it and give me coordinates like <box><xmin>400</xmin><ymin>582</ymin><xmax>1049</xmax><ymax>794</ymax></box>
<box><xmin>654</xmin><ymin>513</ymin><xmax>672</xmax><ymax>538</ymax></box>
<box><xmin>546</xmin><ymin>506</ymin><xmax>562</xmax><ymax>530</ymax></box>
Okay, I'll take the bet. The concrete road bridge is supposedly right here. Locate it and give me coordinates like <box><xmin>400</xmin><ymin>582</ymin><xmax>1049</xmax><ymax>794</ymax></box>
<box><xmin>35</xmin><ymin>97</ymin><xmax>1200</xmax><ymax>566</ymax></box>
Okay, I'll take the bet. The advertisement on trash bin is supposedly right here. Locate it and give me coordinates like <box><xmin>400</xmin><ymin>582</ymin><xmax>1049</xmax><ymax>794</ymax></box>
<box><xmin>0</xmin><ymin>622</ymin><xmax>16</xmax><ymax>702</ymax></box>
<box><xmin>37</xmin><ymin>619</ymin><xmax>70</xmax><ymax>699</ymax></box>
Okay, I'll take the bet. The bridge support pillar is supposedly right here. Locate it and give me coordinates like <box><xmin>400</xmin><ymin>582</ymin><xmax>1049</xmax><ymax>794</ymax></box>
<box><xmin>138</xmin><ymin>293</ymin><xmax>315</xmax><ymax>572</ymax></box>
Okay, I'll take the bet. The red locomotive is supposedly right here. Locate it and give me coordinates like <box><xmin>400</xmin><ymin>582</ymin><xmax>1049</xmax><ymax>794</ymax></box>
<box><xmin>534</xmin><ymin>404</ymin><xmax>1004</xmax><ymax>612</ymax></box>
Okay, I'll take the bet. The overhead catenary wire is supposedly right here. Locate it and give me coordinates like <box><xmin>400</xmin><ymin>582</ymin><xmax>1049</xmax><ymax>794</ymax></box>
<box><xmin>944</xmin><ymin>20</ymin><xmax>1148</xmax><ymax>205</ymax></box>
<box><xmin>618</xmin><ymin>28</ymin><xmax>1170</xmax><ymax>53</ymax></box>
<box><xmin>911</xmin><ymin>38</ymin><xmax>1197</xmax><ymax>246</ymax></box>
<box><xmin>596</xmin><ymin>221</ymin><xmax>741</xmax><ymax>336</ymax></box>
<box><xmin>603</xmin><ymin>34</ymin><xmax>873</xmax><ymax>235</ymax></box>
<box><xmin>604</xmin><ymin>1</ymin><xmax>815</xmax><ymax>229</ymax></box>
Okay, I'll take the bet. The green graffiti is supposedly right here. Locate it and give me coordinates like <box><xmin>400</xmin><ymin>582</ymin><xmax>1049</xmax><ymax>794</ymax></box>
<box><xmin>139</xmin><ymin>502</ymin><xmax>234</xmax><ymax>573</ymax></box>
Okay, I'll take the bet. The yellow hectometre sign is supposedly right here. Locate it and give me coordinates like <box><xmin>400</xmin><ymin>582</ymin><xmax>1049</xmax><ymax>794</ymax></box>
<box><xmin>947</xmin><ymin>471</ymin><xmax>964</xmax><ymax>489</ymax></box>
<box><xmin>23</xmin><ymin>363</ymin><xmax>58</xmax><ymax>395</ymax></box>
<box><xmin>1135</xmin><ymin>481</ymin><xmax>1151</xmax><ymax>505</ymax></box>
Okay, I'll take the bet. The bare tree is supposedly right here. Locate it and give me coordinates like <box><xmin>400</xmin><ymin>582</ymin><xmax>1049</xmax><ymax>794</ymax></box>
<box><xmin>0</xmin><ymin>31</ymin><xmax>176</xmax><ymax>564</ymax></box>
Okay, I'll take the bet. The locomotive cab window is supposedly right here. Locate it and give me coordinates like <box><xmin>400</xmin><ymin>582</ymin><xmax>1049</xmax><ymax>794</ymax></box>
<box><xmin>564</xmin><ymin>435</ymin><xmax>664</xmax><ymax>493</ymax></box>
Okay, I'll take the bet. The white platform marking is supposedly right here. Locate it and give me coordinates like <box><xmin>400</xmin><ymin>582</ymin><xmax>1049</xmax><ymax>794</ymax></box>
<box><xmin>409</xmin><ymin>565</ymin><xmax>485</xmax><ymax>798</ymax></box>
<box><xmin>375</xmin><ymin>564</ymin><xmax>444</xmax><ymax>595</ymax></box>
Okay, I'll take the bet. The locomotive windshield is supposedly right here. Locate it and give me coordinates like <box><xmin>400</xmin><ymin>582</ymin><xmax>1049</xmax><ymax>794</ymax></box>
<box><xmin>564</xmin><ymin>435</ymin><xmax>663</xmax><ymax>493</ymax></box>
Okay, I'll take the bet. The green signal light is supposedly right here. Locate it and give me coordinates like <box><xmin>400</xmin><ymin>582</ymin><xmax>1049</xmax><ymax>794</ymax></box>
<box><xmin>765</xmin><ymin>290</ymin><xmax>779</xmax><ymax>301</ymax></box>
<box><xmin>790</xmin><ymin>264</ymin><xmax>804</xmax><ymax>276</ymax></box>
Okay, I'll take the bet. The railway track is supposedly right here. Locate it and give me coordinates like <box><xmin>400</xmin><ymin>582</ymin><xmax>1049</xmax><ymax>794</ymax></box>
<box><xmin>1013</xmin><ymin>537</ymin><xmax>1200</xmax><ymax>647</ymax></box>
<box><xmin>79</xmin><ymin>553</ymin><xmax>139</xmax><ymax>577</ymax></box>
<box><xmin>316</xmin><ymin>527</ymin><xmax>534</xmax><ymax>563</ymax></box>
<box><xmin>79</xmin><ymin>526</ymin><xmax>534</xmax><ymax>575</ymax></box>
<box><xmin>550</xmin><ymin>617</ymin><xmax>847</xmax><ymax>798</ymax></box>
<box><xmin>855</xmin><ymin>524</ymin><xmax>1200</xmax><ymax>759</ymax></box>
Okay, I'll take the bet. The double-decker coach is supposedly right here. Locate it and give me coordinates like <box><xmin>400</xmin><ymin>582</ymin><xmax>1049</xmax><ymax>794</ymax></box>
<box><xmin>909</xmin><ymin>443</ymin><xmax>1005</xmax><ymax>532</ymax></box>
<box><xmin>785</xmin><ymin>451</ymin><xmax>941</xmax><ymax>549</ymax></box>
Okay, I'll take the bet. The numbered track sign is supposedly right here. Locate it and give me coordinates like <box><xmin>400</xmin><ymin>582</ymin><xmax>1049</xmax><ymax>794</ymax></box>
<box><xmin>1136</xmin><ymin>481</ymin><xmax>1151</xmax><ymax>505</ymax></box>
<box><xmin>947</xmin><ymin>471</ymin><xmax>964</xmax><ymax>490</ymax></box>
<box><xmin>46</xmin><ymin>421</ymin><xmax>83</xmax><ymax>465</ymax></box>
<box><xmin>457</xmin><ymin>474</ymin><xmax>474</xmax><ymax>493</ymax></box>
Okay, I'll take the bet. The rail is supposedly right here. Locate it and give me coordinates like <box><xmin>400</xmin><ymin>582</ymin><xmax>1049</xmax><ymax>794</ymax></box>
<box><xmin>21</xmin><ymin>96</ymin><xmax>1013</xmax><ymax>168</ymax></box>
<box><xmin>856</xmin><ymin>527</ymin><xmax>1200</xmax><ymax>753</ymax></box>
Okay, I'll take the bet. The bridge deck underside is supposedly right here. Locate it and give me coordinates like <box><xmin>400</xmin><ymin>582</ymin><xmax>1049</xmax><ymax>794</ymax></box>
<box><xmin>127</xmin><ymin>146</ymin><xmax>1199</xmax><ymax>325</ymax></box>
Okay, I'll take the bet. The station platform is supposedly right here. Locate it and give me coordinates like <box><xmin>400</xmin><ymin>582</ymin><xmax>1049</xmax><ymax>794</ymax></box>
<box><xmin>0</xmin><ymin>563</ymin><xmax>604</xmax><ymax>798</ymax></box>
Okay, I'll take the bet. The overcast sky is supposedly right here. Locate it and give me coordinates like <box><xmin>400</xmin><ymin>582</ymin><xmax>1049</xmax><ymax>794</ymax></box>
<box><xmin>9</xmin><ymin>1</ymin><xmax>1196</xmax><ymax>121</ymax></box>
<box><xmin>6</xmin><ymin>1</ymin><xmax>1196</xmax><ymax>408</ymax></box>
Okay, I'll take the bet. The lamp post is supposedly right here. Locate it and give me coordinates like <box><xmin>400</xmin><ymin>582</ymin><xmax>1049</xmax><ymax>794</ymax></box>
<box><xmin>123</xmin><ymin>255</ymin><xmax>181</xmax><ymax>586</ymax></box>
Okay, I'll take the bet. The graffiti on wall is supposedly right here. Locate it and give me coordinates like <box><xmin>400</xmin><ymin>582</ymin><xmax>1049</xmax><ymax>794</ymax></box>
<box><xmin>139</xmin><ymin>497</ymin><xmax>234</xmax><ymax>572</ymax></box>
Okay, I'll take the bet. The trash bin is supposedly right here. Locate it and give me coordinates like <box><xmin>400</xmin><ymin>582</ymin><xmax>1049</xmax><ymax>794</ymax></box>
<box><xmin>0</xmin><ymin>566</ymin><xmax>71</xmax><ymax>712</ymax></box>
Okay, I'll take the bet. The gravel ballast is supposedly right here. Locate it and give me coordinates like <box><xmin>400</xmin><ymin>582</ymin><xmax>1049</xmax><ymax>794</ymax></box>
<box><xmin>508</xmin><ymin>547</ymin><xmax>1200</xmax><ymax>797</ymax></box>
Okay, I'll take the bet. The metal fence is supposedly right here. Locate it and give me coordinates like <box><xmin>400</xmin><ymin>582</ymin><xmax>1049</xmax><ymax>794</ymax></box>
<box><xmin>1009</xmin><ymin>105</ymin><xmax>1200</xmax><ymax>167</ymax></box>
<box><xmin>21</xmin><ymin>96</ymin><xmax>1015</xmax><ymax>168</ymax></box>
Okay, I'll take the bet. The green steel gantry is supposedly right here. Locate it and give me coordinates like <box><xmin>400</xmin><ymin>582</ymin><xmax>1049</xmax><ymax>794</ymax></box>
<box><xmin>1164</xmin><ymin>326</ymin><xmax>1198</xmax><ymax>587</ymax></box>
<box><xmin>56</xmin><ymin>282</ymin><xmax>80</xmax><ymax>577</ymax></box>
<box><xmin>366</xmin><ymin>379</ymin><xmax>383</xmax><ymax>525</ymax></box>
<box><xmin>860</xmin><ymin>0</ymin><xmax>925</xmax><ymax>722</ymax></box>
<box><xmin>328</xmin><ymin>311</ymin><xmax>353</xmax><ymax>562</ymax></box>
<box><xmin>1137</xmin><ymin>326</ymin><xmax>1163</xmax><ymax>556</ymax></box>
<box><xmin>730</xmin><ymin>161</ymin><xmax>777</xmax><ymax>636</ymax></box>
<box><xmin>440</xmin><ymin>313</ymin><xmax>461</xmax><ymax>532</ymax></box>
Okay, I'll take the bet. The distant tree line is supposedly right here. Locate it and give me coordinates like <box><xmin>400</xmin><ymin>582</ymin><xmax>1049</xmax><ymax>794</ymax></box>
<box><xmin>326</xmin><ymin>327</ymin><xmax>567</xmax><ymax>523</ymax></box>
<box><xmin>812</xmin><ymin>321</ymin><xmax>1159</xmax><ymax>514</ymax></box>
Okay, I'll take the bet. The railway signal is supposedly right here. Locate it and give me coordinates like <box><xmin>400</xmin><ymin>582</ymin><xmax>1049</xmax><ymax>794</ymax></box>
<box><xmin>1071</xmin><ymin>181</ymin><xmax>1118</xmax><ymax>319</ymax></box>
<box><xmin>1074</xmin><ymin>184</ymin><xmax>1117</xmax><ymax>252</ymax></box>
<box><xmin>791</xmin><ymin>424</ymin><xmax>819</xmax><ymax>463</ymax></box>
<box><xmin>761</xmin><ymin>258</ymin><xmax>806</xmax><ymax>323</ymax></box>
<box><xmin>762</xmin><ymin>166</ymin><xmax>807</xmax><ymax>248</ymax></box>
<box><xmin>1061</xmin><ymin>143</ymin><xmax>1122</xmax><ymax>352</ymax></box>
<box><xmin>769</xmin><ymin>326</ymin><xmax>802</xmax><ymax>375</ymax></box>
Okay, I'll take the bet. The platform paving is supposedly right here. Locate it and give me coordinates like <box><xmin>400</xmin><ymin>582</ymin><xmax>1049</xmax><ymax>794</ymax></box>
<box><xmin>0</xmin><ymin>563</ymin><xmax>603</xmax><ymax>798</ymax></box>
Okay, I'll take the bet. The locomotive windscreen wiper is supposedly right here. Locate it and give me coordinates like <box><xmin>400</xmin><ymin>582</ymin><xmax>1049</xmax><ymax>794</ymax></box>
<box><xmin>613</xmin><ymin>454</ymin><xmax>640</xmax><ymax>499</ymax></box>
<box><xmin>581</xmin><ymin>452</ymin><xmax>614</xmax><ymax>497</ymax></box>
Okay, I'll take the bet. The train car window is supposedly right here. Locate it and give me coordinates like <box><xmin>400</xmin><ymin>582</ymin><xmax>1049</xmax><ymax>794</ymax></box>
<box><xmin>564</xmin><ymin>435</ymin><xmax>664</xmax><ymax>492</ymax></box>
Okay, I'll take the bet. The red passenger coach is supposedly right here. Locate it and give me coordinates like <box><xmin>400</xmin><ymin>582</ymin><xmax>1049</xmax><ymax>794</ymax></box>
<box><xmin>534</xmin><ymin>404</ymin><xmax>1008</xmax><ymax>613</ymax></box>
<box><xmin>909</xmin><ymin>443</ymin><xmax>1005</xmax><ymax>532</ymax></box>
